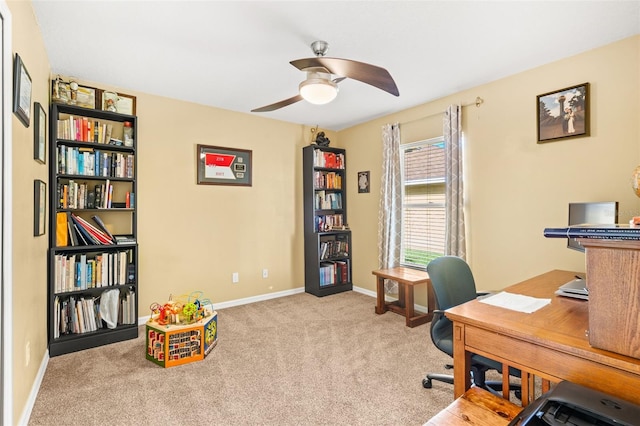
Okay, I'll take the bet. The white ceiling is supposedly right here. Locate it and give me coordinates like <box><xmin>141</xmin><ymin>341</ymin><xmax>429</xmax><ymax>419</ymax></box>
<box><xmin>32</xmin><ymin>1</ymin><xmax>640</xmax><ymax>131</ymax></box>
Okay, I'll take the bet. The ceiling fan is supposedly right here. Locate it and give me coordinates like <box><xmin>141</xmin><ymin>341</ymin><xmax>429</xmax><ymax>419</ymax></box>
<box><xmin>251</xmin><ymin>40</ymin><xmax>399</xmax><ymax>112</ymax></box>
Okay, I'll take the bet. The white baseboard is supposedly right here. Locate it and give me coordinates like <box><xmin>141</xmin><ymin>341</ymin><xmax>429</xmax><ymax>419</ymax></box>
<box><xmin>19</xmin><ymin>349</ymin><xmax>50</xmax><ymax>425</ymax></box>
<box><xmin>138</xmin><ymin>286</ymin><xmax>306</xmax><ymax>325</ymax></box>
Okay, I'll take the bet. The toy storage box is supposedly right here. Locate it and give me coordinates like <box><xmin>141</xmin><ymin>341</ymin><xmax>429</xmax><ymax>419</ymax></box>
<box><xmin>146</xmin><ymin>311</ymin><xmax>217</xmax><ymax>368</ymax></box>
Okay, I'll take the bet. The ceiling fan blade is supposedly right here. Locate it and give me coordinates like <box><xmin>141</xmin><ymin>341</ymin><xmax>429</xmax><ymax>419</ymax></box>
<box><xmin>291</xmin><ymin>57</ymin><xmax>399</xmax><ymax>96</ymax></box>
<box><xmin>251</xmin><ymin>94</ymin><xmax>303</xmax><ymax>112</ymax></box>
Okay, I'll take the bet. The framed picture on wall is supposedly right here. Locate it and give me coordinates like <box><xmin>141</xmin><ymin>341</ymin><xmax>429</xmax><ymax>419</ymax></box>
<box><xmin>537</xmin><ymin>83</ymin><xmax>590</xmax><ymax>143</ymax></box>
<box><xmin>358</xmin><ymin>171</ymin><xmax>370</xmax><ymax>193</ymax></box>
<box><xmin>197</xmin><ymin>144</ymin><xmax>252</xmax><ymax>186</ymax></box>
<box><xmin>34</xmin><ymin>179</ymin><xmax>46</xmax><ymax>236</ymax></box>
<box><xmin>13</xmin><ymin>53</ymin><xmax>32</xmax><ymax>127</ymax></box>
<box><xmin>34</xmin><ymin>102</ymin><xmax>46</xmax><ymax>164</ymax></box>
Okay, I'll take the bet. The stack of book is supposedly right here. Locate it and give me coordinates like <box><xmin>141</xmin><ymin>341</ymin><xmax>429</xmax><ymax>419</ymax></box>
<box><xmin>543</xmin><ymin>223</ymin><xmax>640</xmax><ymax>240</ymax></box>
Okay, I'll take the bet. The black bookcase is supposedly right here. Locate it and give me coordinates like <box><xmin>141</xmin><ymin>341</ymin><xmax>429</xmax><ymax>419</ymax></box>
<box><xmin>302</xmin><ymin>145</ymin><xmax>352</xmax><ymax>296</ymax></box>
<box><xmin>47</xmin><ymin>103</ymin><xmax>138</xmax><ymax>356</ymax></box>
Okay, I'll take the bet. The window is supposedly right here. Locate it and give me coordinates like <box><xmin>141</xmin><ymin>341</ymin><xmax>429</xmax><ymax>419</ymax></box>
<box><xmin>400</xmin><ymin>137</ymin><xmax>445</xmax><ymax>268</ymax></box>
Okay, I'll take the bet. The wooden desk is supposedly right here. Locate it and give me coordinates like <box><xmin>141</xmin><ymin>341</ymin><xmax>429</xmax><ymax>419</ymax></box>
<box><xmin>446</xmin><ymin>270</ymin><xmax>640</xmax><ymax>407</ymax></box>
<box><xmin>372</xmin><ymin>267</ymin><xmax>435</xmax><ymax>327</ymax></box>
<box><xmin>426</xmin><ymin>387</ymin><xmax>521</xmax><ymax>426</ymax></box>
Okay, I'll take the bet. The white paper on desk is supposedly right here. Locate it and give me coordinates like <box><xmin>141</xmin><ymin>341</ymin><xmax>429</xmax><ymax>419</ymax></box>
<box><xmin>479</xmin><ymin>291</ymin><xmax>551</xmax><ymax>313</ymax></box>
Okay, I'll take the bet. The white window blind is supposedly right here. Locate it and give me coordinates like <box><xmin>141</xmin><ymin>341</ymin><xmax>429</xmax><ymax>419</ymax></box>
<box><xmin>400</xmin><ymin>137</ymin><xmax>446</xmax><ymax>268</ymax></box>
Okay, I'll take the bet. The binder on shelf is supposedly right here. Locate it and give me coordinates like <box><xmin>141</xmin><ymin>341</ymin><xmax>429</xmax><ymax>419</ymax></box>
<box><xmin>56</xmin><ymin>212</ymin><xmax>68</xmax><ymax>246</ymax></box>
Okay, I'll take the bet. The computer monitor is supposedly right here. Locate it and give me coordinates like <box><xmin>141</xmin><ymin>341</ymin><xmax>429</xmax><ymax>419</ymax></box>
<box><xmin>567</xmin><ymin>201</ymin><xmax>619</xmax><ymax>252</ymax></box>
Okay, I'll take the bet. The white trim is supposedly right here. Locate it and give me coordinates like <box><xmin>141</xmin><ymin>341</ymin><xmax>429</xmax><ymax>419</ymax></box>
<box><xmin>138</xmin><ymin>286</ymin><xmax>306</xmax><ymax>325</ymax></box>
<box><xmin>17</xmin><ymin>351</ymin><xmax>48</xmax><ymax>426</ymax></box>
<box><xmin>0</xmin><ymin>1</ymin><xmax>12</xmax><ymax>425</ymax></box>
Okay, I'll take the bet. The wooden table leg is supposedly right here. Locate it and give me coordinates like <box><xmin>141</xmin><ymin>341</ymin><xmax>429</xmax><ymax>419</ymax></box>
<box><xmin>397</xmin><ymin>280</ymin><xmax>406</xmax><ymax>309</ymax></box>
<box><xmin>375</xmin><ymin>276</ymin><xmax>386</xmax><ymax>314</ymax></box>
<box><xmin>403</xmin><ymin>283</ymin><xmax>414</xmax><ymax>327</ymax></box>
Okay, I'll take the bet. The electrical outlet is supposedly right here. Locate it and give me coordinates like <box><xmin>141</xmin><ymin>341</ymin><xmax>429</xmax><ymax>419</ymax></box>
<box><xmin>262</xmin><ymin>269</ymin><xmax>268</xmax><ymax>278</ymax></box>
<box><xmin>232</xmin><ymin>272</ymin><xmax>239</xmax><ymax>283</ymax></box>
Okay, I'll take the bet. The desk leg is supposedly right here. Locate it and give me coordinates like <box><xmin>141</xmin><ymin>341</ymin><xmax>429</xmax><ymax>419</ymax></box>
<box><xmin>452</xmin><ymin>322</ymin><xmax>471</xmax><ymax>399</ymax></box>
<box><xmin>375</xmin><ymin>276</ymin><xmax>386</xmax><ymax>314</ymax></box>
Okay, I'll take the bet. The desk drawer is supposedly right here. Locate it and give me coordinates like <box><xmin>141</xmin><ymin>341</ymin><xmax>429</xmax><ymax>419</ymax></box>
<box><xmin>464</xmin><ymin>325</ymin><xmax>640</xmax><ymax>406</ymax></box>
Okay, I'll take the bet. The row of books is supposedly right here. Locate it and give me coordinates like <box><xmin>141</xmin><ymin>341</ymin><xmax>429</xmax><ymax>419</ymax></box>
<box><xmin>315</xmin><ymin>191</ymin><xmax>343</xmax><ymax>210</ymax></box>
<box><xmin>53</xmin><ymin>248</ymin><xmax>132</xmax><ymax>293</ymax></box>
<box><xmin>313</xmin><ymin>171</ymin><xmax>342</xmax><ymax>190</ymax></box>
<box><xmin>57</xmin><ymin>116</ymin><xmax>133</xmax><ymax>146</ymax></box>
<box><xmin>320</xmin><ymin>238</ymin><xmax>349</xmax><ymax>260</ymax></box>
<box><xmin>56</xmin><ymin>212</ymin><xmax>119</xmax><ymax>247</ymax></box>
<box><xmin>54</xmin><ymin>295</ymin><xmax>102</xmax><ymax>338</ymax></box>
<box><xmin>57</xmin><ymin>180</ymin><xmax>116</xmax><ymax>210</ymax></box>
<box><xmin>313</xmin><ymin>149</ymin><xmax>345</xmax><ymax>169</ymax></box>
<box><xmin>57</xmin><ymin>144</ymin><xmax>134</xmax><ymax>178</ymax></box>
<box><xmin>543</xmin><ymin>224</ymin><xmax>640</xmax><ymax>240</ymax></box>
<box><xmin>315</xmin><ymin>214</ymin><xmax>344</xmax><ymax>232</ymax></box>
<box><xmin>53</xmin><ymin>289</ymin><xmax>136</xmax><ymax>338</ymax></box>
<box><xmin>319</xmin><ymin>260</ymin><xmax>350</xmax><ymax>287</ymax></box>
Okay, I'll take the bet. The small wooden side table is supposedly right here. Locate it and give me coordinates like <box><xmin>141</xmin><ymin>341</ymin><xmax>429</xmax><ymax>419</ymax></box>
<box><xmin>372</xmin><ymin>266</ymin><xmax>434</xmax><ymax>327</ymax></box>
<box><xmin>426</xmin><ymin>387</ymin><xmax>521</xmax><ymax>426</ymax></box>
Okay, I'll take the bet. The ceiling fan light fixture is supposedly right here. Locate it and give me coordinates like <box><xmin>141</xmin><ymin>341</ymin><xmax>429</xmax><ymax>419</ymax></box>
<box><xmin>299</xmin><ymin>78</ymin><xmax>338</xmax><ymax>105</ymax></box>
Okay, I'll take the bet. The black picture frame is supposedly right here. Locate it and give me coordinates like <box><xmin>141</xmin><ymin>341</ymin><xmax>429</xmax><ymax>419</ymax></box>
<box><xmin>34</xmin><ymin>102</ymin><xmax>46</xmax><ymax>164</ymax></box>
<box><xmin>537</xmin><ymin>83</ymin><xmax>590</xmax><ymax>143</ymax></box>
<box><xmin>13</xmin><ymin>53</ymin><xmax>32</xmax><ymax>127</ymax></box>
<box><xmin>358</xmin><ymin>171</ymin><xmax>370</xmax><ymax>193</ymax></box>
<box><xmin>34</xmin><ymin>179</ymin><xmax>46</xmax><ymax>236</ymax></box>
<box><xmin>197</xmin><ymin>144</ymin><xmax>252</xmax><ymax>186</ymax></box>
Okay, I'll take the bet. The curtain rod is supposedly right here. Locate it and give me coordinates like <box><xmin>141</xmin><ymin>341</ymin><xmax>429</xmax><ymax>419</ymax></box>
<box><xmin>398</xmin><ymin>96</ymin><xmax>484</xmax><ymax>126</ymax></box>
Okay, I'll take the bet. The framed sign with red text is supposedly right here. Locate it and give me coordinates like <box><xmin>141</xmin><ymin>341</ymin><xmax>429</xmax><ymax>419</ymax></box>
<box><xmin>197</xmin><ymin>144</ymin><xmax>252</xmax><ymax>186</ymax></box>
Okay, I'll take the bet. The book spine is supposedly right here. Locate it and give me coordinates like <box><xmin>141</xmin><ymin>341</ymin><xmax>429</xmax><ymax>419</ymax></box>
<box><xmin>544</xmin><ymin>227</ymin><xmax>640</xmax><ymax>239</ymax></box>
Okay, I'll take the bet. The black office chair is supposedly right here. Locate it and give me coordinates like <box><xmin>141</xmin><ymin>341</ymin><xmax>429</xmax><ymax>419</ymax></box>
<box><xmin>422</xmin><ymin>255</ymin><xmax>520</xmax><ymax>396</ymax></box>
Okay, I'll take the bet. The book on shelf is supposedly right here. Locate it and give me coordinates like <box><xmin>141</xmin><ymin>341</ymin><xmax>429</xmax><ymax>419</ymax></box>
<box><xmin>71</xmin><ymin>214</ymin><xmax>114</xmax><ymax>244</ymax></box>
<box><xmin>113</xmin><ymin>234</ymin><xmax>136</xmax><ymax>245</ymax></box>
<box><xmin>91</xmin><ymin>214</ymin><xmax>115</xmax><ymax>240</ymax></box>
<box><xmin>543</xmin><ymin>223</ymin><xmax>640</xmax><ymax>240</ymax></box>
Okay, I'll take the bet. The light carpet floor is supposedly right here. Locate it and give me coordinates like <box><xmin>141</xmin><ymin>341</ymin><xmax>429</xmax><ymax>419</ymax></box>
<box><xmin>28</xmin><ymin>291</ymin><xmax>456</xmax><ymax>425</ymax></box>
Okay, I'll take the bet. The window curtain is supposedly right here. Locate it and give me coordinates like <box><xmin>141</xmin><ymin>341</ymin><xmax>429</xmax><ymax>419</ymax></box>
<box><xmin>378</xmin><ymin>123</ymin><xmax>401</xmax><ymax>293</ymax></box>
<box><xmin>443</xmin><ymin>105</ymin><xmax>466</xmax><ymax>258</ymax></box>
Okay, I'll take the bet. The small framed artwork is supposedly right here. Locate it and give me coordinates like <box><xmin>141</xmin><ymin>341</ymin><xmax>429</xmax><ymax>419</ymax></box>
<box><xmin>116</xmin><ymin>92</ymin><xmax>136</xmax><ymax>115</ymax></box>
<box><xmin>358</xmin><ymin>171</ymin><xmax>370</xmax><ymax>193</ymax></box>
<box><xmin>33</xmin><ymin>102</ymin><xmax>46</xmax><ymax>164</ymax></box>
<box><xmin>34</xmin><ymin>179</ymin><xmax>46</xmax><ymax>236</ymax></box>
<box><xmin>75</xmin><ymin>84</ymin><xmax>97</xmax><ymax>109</ymax></box>
<box><xmin>197</xmin><ymin>144</ymin><xmax>252</xmax><ymax>186</ymax></box>
<box><xmin>51</xmin><ymin>80</ymin><xmax>98</xmax><ymax>109</ymax></box>
<box><xmin>537</xmin><ymin>83</ymin><xmax>590</xmax><ymax>143</ymax></box>
<box><xmin>13</xmin><ymin>53</ymin><xmax>32</xmax><ymax>127</ymax></box>
<box><xmin>100</xmin><ymin>90</ymin><xmax>136</xmax><ymax>115</ymax></box>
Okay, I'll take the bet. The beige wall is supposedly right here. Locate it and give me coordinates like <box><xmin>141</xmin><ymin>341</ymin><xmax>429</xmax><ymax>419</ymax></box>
<box><xmin>343</xmin><ymin>36</ymin><xmax>640</xmax><ymax>306</ymax></box>
<box><xmin>8</xmin><ymin>0</ymin><xmax>51</xmax><ymax>421</ymax></box>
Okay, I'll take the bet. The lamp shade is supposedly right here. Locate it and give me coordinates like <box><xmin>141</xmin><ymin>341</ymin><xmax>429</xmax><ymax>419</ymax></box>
<box><xmin>299</xmin><ymin>78</ymin><xmax>338</xmax><ymax>105</ymax></box>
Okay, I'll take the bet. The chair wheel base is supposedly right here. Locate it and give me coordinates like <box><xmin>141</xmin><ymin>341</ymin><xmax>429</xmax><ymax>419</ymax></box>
<box><xmin>422</xmin><ymin>378</ymin><xmax>432</xmax><ymax>388</ymax></box>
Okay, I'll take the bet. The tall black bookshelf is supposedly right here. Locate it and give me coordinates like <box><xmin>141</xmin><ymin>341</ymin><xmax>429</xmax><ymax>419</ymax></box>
<box><xmin>47</xmin><ymin>103</ymin><xmax>138</xmax><ymax>356</ymax></box>
<box><xmin>302</xmin><ymin>145</ymin><xmax>352</xmax><ymax>296</ymax></box>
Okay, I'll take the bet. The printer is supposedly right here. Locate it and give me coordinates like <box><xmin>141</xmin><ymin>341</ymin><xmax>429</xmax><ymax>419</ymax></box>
<box><xmin>508</xmin><ymin>381</ymin><xmax>640</xmax><ymax>426</ymax></box>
